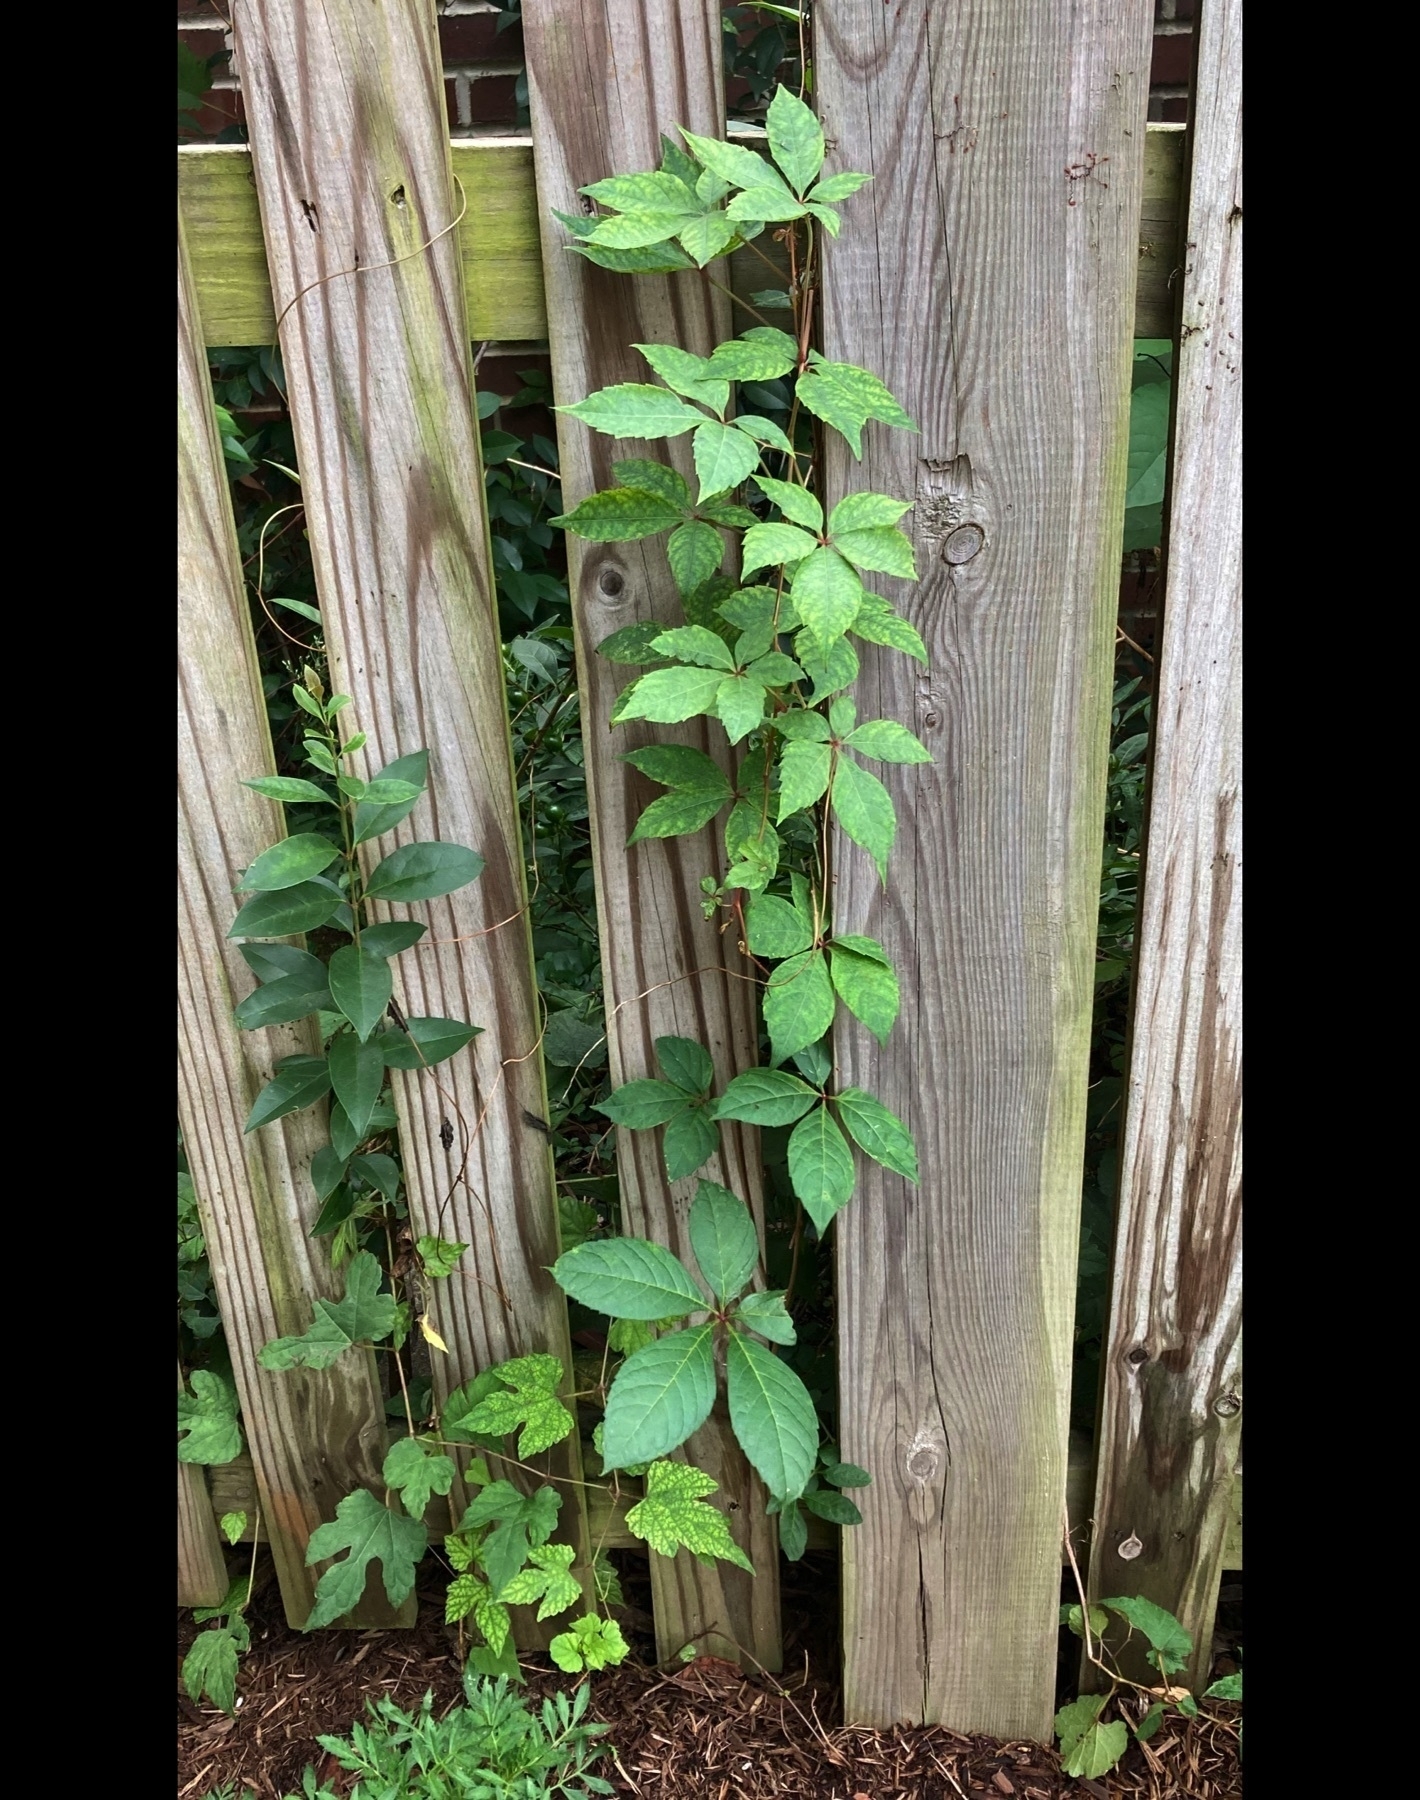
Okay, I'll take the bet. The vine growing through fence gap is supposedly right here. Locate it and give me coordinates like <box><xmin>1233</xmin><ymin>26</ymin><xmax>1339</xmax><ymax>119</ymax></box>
<box><xmin>181</xmin><ymin>84</ymin><xmax>918</xmax><ymax>1706</ymax></box>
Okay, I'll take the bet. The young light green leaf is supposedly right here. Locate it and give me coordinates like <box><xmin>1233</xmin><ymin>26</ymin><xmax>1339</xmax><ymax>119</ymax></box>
<box><xmin>790</xmin><ymin>547</ymin><xmax>864</xmax><ymax>651</ymax></box>
<box><xmin>496</xmin><ymin>1541</ymin><xmax>581</xmax><ymax>1619</ymax></box>
<box><xmin>632</xmin><ymin>342</ymin><xmax>729</xmax><ymax>413</ymax></box>
<box><xmin>382</xmin><ymin>1437</ymin><xmax>455</xmax><ymax>1520</ymax></box>
<box><xmin>735</xmin><ymin>412</ymin><xmax>795</xmax><ymax>454</ymax></box>
<box><xmin>363</xmin><ymin>842</ymin><xmax>484</xmax><ymax>903</ymax></box>
<box><xmin>228</xmin><ymin>881</ymin><xmax>341</xmax><ymax>940</ymax></box>
<box><xmin>1055</xmin><ymin>1695</ymin><xmax>1129</xmax><ymax>1781</ymax></box>
<box><xmin>752</xmin><ymin>475</ymin><xmax>822</xmax><ymax>532</ymax></box>
<box><xmin>852</xmin><ymin>592</ymin><xmax>928</xmax><ymax>662</ymax></box>
<box><xmin>1203</xmin><ymin>1673</ymin><xmax>1243</xmax><ymax>1702</ymax></box>
<box><xmin>831</xmin><ymin>755</ymin><xmax>896</xmax><ymax>882</ymax></box>
<box><xmin>258</xmin><ymin>1251</ymin><xmax>398</xmax><ymax>1370</ymax></box>
<box><xmin>786</xmin><ymin>1104</ymin><xmax>856</xmax><ymax>1229</ymax></box>
<box><xmin>744</xmin><ymin>893</ymin><xmax>814</xmax><ymax>959</ymax></box>
<box><xmin>327</xmin><ymin>946</ymin><xmax>392</xmax><ymax>1044</ymax></box>
<box><xmin>549</xmin><ymin>1613</ymin><xmax>629</xmax><ymax>1674</ymax></box>
<box><xmin>833</xmin><ymin>525</ymin><xmax>918</xmax><ymax>579</ymax></box>
<box><xmin>650</xmin><ymin>624</ymin><xmax>736</xmax><ymax>671</ymax></box>
<box><xmin>1099</xmin><ymin>1596</ymin><xmax>1194</xmax><ymax>1675</ymax></box>
<box><xmin>588</xmin><ymin>209</ymin><xmax>702</xmax><ymax>249</ymax></box>
<box><xmin>582</xmin><ymin>170</ymin><xmax>699</xmax><ymax>211</ymax></box>
<box><xmin>723</xmin><ymin>796</ymin><xmax>781</xmax><ymax>893</ymax></box>
<box><xmin>177</xmin><ymin>1370</ymin><xmax>244</xmax><ymax>1465</ymax></box>
<box><xmin>558</xmin><ymin>383</ymin><xmax>706</xmax><ymax>439</ymax></box>
<box><xmin>461</xmin><ymin>1354</ymin><xmax>575</xmax><ymax>1457</ymax></box>
<box><xmin>351</xmin><ymin>750</ymin><xmax>429</xmax><ymax>845</ymax></box>
<box><xmin>765</xmin><ymin>84</ymin><xmax>825</xmax><ymax>195</ymax></box>
<box><xmin>808</xmin><ymin>356</ymin><xmax>917</xmax><ymax>428</ymax></box>
<box><xmin>692</xmin><ymin>420</ymin><xmax>761</xmax><ymax>500</ymax></box>
<box><xmin>598</xmin><ymin>1077</ymin><xmax>690</xmax><ymax>1130</ymax></box>
<box><xmin>1061</xmin><ymin>1602</ymin><xmax>1111</xmax><ymax>1642</ymax></box>
<box><xmin>615</xmin><ymin>665</ymin><xmax>725</xmax><ymax>723</ymax></box>
<box><xmin>689</xmin><ymin>1180</ymin><xmax>760</xmax><ymax>1301</ymax></box>
<box><xmin>734</xmin><ymin>1289</ymin><xmax>796</xmax><ymax>1345</ymax></box>
<box><xmin>553</xmin><ymin>1237</ymin><xmax>705</xmax><ymax>1320</ymax></box>
<box><xmin>715</xmin><ymin>674</ymin><xmax>768</xmax><ymax>744</ymax></box>
<box><xmin>667</xmin><ymin>520</ymin><xmax>724</xmax><ymax>597</ymax></box>
<box><xmin>846</xmin><ymin>719</ymin><xmax>933</xmax><ymax>763</ymax></box>
<box><xmin>612</xmin><ymin>458</ymin><xmax>690</xmax><ymax>508</ymax></box>
<box><xmin>656</xmin><ymin>1035</ymin><xmax>716</xmax><ymax>1095</ymax></box>
<box><xmin>828</xmin><ymin>492</ymin><xmax>912</xmax><ymax>535</ymax></box>
<box><xmin>835</xmin><ymin>1087</ymin><xmax>919</xmax><ymax>1181</ymax></box>
<box><xmin>678</xmin><ymin>210</ymin><xmax>738</xmax><ymax>267</ymax></box>
<box><xmin>625</xmin><ymin>1460</ymin><xmax>755</xmax><ymax>1572</ymax></box>
<box><xmin>677</xmin><ymin>128</ymin><xmax>777</xmax><ymax>192</ymax></box>
<box><xmin>725</xmin><ymin>1329</ymin><xmax>818</xmax><ymax>1501</ymax></box>
<box><xmin>663</xmin><ymin>1105</ymin><xmax>720</xmax><ymax>1181</ymax></box>
<box><xmin>705</xmin><ymin>337</ymin><xmax>799</xmax><ymax>382</ymax></box>
<box><xmin>242</xmin><ymin>775</ymin><xmax>335</xmax><ymax>806</ymax></box>
<box><xmin>243</xmin><ymin>1054</ymin><xmax>331</xmax><ymax>1133</ymax></box>
<box><xmin>762</xmin><ymin>948</ymin><xmax>836</xmax><ymax>1064</ymax></box>
<box><xmin>809</xmin><ymin>170</ymin><xmax>874</xmax><ymax>202</ymax></box>
<box><xmin>829</xmin><ymin>946</ymin><xmax>900</xmax><ymax>1043</ymax></box>
<box><xmin>326</xmin><ymin>1031</ymin><xmax>386</xmax><ymax>1137</ymax></box>
<box><xmin>551</xmin><ymin>486</ymin><xmax>685</xmax><ymax>541</ymax></box>
<box><xmin>219</xmin><ymin>1511</ymin><xmax>247</xmax><ymax>1546</ymax></box>
<box><xmin>713</xmin><ymin>1068</ymin><xmax>818</xmax><ymax>1127</ymax></box>
<box><xmin>303</xmin><ymin>1488</ymin><xmax>427</xmax><ymax>1630</ymax></box>
<box><xmin>182</xmin><ymin>1626</ymin><xmax>243</xmax><ymax>1714</ymax></box>
<box><xmin>600</xmin><ymin>1323</ymin><xmax>717</xmax><ymax>1469</ymax></box>
<box><xmin>377</xmin><ymin>1015</ymin><xmax>481</xmax><ymax>1070</ymax></box>
<box><xmin>741</xmin><ymin>520</ymin><xmax>818</xmax><ymax>575</ymax></box>
<box><xmin>416</xmin><ymin>1235</ymin><xmax>467</xmax><ymax>1278</ymax></box>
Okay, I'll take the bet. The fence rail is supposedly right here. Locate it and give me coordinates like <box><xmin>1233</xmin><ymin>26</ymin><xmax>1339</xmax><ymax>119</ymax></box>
<box><xmin>179</xmin><ymin>0</ymin><xmax>1239</xmax><ymax>1736</ymax></box>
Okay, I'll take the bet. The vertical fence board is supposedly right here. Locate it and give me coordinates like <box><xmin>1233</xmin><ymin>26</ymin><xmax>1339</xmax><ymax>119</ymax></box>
<box><xmin>178</xmin><ymin>1363</ymin><xmax>231</xmax><ymax>1608</ymax></box>
<box><xmin>1086</xmin><ymin>0</ymin><xmax>1242</xmax><ymax>1694</ymax></box>
<box><xmin>178</xmin><ymin>216</ymin><xmax>405</xmax><ymax>1630</ymax></box>
<box><xmin>230</xmin><ymin>1</ymin><xmax>590</xmax><ymax>1626</ymax></box>
<box><xmin>816</xmin><ymin>1</ymin><xmax>1153</xmax><ymax>1736</ymax></box>
<box><xmin>520</xmin><ymin>0</ymin><xmax>781</xmax><ymax>1670</ymax></box>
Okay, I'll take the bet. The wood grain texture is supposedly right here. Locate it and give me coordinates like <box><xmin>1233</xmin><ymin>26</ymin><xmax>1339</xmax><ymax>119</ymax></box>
<box><xmin>1086</xmin><ymin>0</ymin><xmax>1241</xmax><ymax>1694</ymax></box>
<box><xmin>520</xmin><ymin>0</ymin><xmax>780</xmax><ymax>1671</ymax></box>
<box><xmin>816</xmin><ymin>0</ymin><xmax>1154</xmax><ymax>1737</ymax></box>
<box><xmin>178</xmin><ymin>127</ymin><xmax>1180</xmax><ymax>348</ymax></box>
<box><xmin>179</xmin><ymin>214</ymin><xmax>405</xmax><ymax>1631</ymax></box>
<box><xmin>231</xmin><ymin>0</ymin><xmax>589</xmax><ymax>1633</ymax></box>
<box><xmin>178</xmin><ymin>1363</ymin><xmax>231</xmax><ymax>1608</ymax></box>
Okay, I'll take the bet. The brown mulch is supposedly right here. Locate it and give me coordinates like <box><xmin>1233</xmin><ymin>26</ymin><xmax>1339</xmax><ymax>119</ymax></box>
<box><xmin>178</xmin><ymin>1563</ymin><xmax>1241</xmax><ymax>1800</ymax></box>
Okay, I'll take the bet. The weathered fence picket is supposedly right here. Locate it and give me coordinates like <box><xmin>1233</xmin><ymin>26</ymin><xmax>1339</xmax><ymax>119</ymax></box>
<box><xmin>519</xmin><ymin>0</ymin><xmax>781</xmax><ymax>1674</ymax></box>
<box><xmin>816</xmin><ymin>0</ymin><xmax>1156</xmax><ymax>1738</ymax></box>
<box><xmin>230</xmin><ymin>0</ymin><xmax>591</xmax><ymax>1628</ymax></box>
<box><xmin>1086</xmin><ymin>0</ymin><xmax>1242</xmax><ymax>1695</ymax></box>
<box><xmin>177</xmin><ymin>1362</ymin><xmax>230</xmax><ymax>1608</ymax></box>
<box><xmin>179</xmin><ymin>212</ymin><xmax>406</xmax><ymax>1630</ymax></box>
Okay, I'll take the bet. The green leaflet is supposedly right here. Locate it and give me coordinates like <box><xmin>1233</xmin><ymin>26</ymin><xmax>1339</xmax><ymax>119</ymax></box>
<box><xmin>244</xmin><ymin>1053</ymin><xmax>331</xmax><ymax>1133</ymax></box>
<box><xmin>789</xmin><ymin>547</ymin><xmax>864</xmax><ymax>651</ymax></box>
<box><xmin>382</xmin><ymin>1437</ymin><xmax>455</xmax><ymax>1521</ymax></box>
<box><xmin>616</xmin><ymin>665</ymin><xmax>725</xmax><ymax>723</ymax></box>
<box><xmin>663</xmin><ymin>1104</ymin><xmax>720</xmax><ymax>1180</ymax></box>
<box><xmin>597</xmin><ymin>1077</ymin><xmax>689</xmax><ymax>1129</ymax></box>
<box><xmin>846</xmin><ymin>718</ymin><xmax>933</xmax><ymax>764</ymax></box>
<box><xmin>852</xmin><ymin>592</ymin><xmax>929</xmax><ymax>663</ymax></box>
<box><xmin>741</xmin><ymin>520</ymin><xmax>818</xmax><ymax>575</ymax></box>
<box><xmin>633</xmin><ymin>342</ymin><xmax>729</xmax><ymax>414</ymax></box>
<box><xmin>705</xmin><ymin>336</ymin><xmax>799</xmax><ymax>382</ymax></box>
<box><xmin>803</xmin><ymin>1486</ymin><xmax>863</xmax><ymax>1525</ymax></box>
<box><xmin>831</xmin><ymin>755</ymin><xmax>896</xmax><ymax>882</ymax></box>
<box><xmin>679</xmin><ymin>210</ymin><xmax>738</xmax><ymax>266</ymax></box>
<box><xmin>835</xmin><ymin>1088</ymin><xmax>919</xmax><ymax>1182</ymax></box>
<box><xmin>692</xmin><ymin>420</ymin><xmax>761</xmax><ymax>500</ymax></box>
<box><xmin>228</xmin><ymin>881</ymin><xmax>342</xmax><ymax>940</ymax></box>
<box><xmin>598</xmin><ymin>621</ymin><xmax>667</xmax><ymax>664</ymax></box>
<box><xmin>360</xmin><ymin>921</ymin><xmax>426</xmax><ymax>956</ymax></box>
<box><xmin>744</xmin><ymin>892</ymin><xmax>815</xmax><ymax>958</ymax></box>
<box><xmin>796</xmin><ymin>630</ymin><xmax>860</xmax><ymax>700</ymax></box>
<box><xmin>243</xmin><ymin>774</ymin><xmax>334</xmax><ymax>806</ymax></box>
<box><xmin>416</xmin><ymin>1234</ymin><xmax>467</xmax><ymax>1278</ymax></box>
<box><xmin>677</xmin><ymin>128</ymin><xmax>776</xmax><ymax>193</ymax></box>
<box><xmin>762</xmin><ymin>947</ymin><xmax>836</xmax><ymax>1064</ymax></box>
<box><xmin>809</xmin><ymin>170</ymin><xmax>874</xmax><ymax>203</ymax></box>
<box><xmin>725</xmin><ymin>1329</ymin><xmax>818</xmax><ymax>1502</ymax></box>
<box><xmin>303</xmin><ymin>1489</ymin><xmax>427</xmax><ymax>1631</ymax></box>
<box><xmin>624</xmin><ymin>744</ymin><xmax>733</xmax><ymax>844</ymax></box>
<box><xmin>624</xmin><ymin>1460</ymin><xmax>754</xmax><ymax>1572</ymax></box>
<box><xmin>713</xmin><ymin>1067</ymin><xmax>817</xmax><ymax>1127</ymax></box>
<box><xmin>612</xmin><ymin>458</ymin><xmax>690</xmax><ymax>509</ymax></box>
<box><xmin>600</xmin><ymin>1323</ymin><xmax>717</xmax><ymax>1469</ymax></box>
<box><xmin>258</xmin><ymin>1251</ymin><xmax>398</xmax><ymax>1369</ymax></box>
<box><xmin>182</xmin><ymin>1623</ymin><xmax>247</xmax><ymax>1714</ymax></box>
<box><xmin>553</xmin><ymin>1237</ymin><xmax>705</xmax><ymax>1320</ymax></box>
<box><xmin>753</xmin><ymin>475</ymin><xmax>822</xmax><ymax>532</ymax></box>
<box><xmin>457</xmin><ymin>1481</ymin><xmax>564</xmax><ymax>1600</ymax></box>
<box><xmin>376</xmin><ymin>1015</ymin><xmax>481</xmax><ymax>1069</ymax></box>
<box><xmin>177</xmin><ymin>1370</ymin><xmax>244</xmax><ymax>1465</ymax></box>
<box><xmin>654</xmin><ymin>1034</ymin><xmax>715</xmax><ymax>1095</ymax></box>
<box><xmin>786</xmin><ymin>1104</ymin><xmax>856</xmax><ymax>1229</ymax></box>
<box><xmin>734</xmin><ymin>1288</ymin><xmax>796</xmax><ymax>1345</ymax></box>
<box><xmin>237</xmin><ymin>833</ymin><xmax>341</xmax><ymax>893</ymax></box>
<box><xmin>688</xmin><ymin>1180</ymin><xmax>760</xmax><ymax>1302</ymax></box>
<box><xmin>828</xmin><ymin>945</ymin><xmax>900</xmax><ymax>1043</ymax></box>
<box><xmin>352</xmin><ymin>751</ymin><xmax>429</xmax><ymax>845</ymax></box>
<box><xmin>558</xmin><ymin>383</ymin><xmax>706</xmax><ymax>439</ymax></box>
<box><xmin>549</xmin><ymin>1613</ymin><xmax>629</xmax><ymax>1674</ymax></box>
<box><xmin>1055</xmin><ymin>1696</ymin><xmax>1130</xmax><ymax>1781</ymax></box>
<box><xmin>459</xmin><ymin>1353</ymin><xmax>575</xmax><ymax>1457</ymax></box>
<box><xmin>496</xmin><ymin>1542</ymin><xmax>581</xmax><ymax>1619</ymax></box>
<box><xmin>667</xmin><ymin>521</ymin><xmax>724</xmax><ymax>597</ymax></box>
<box><xmin>828</xmin><ymin>492</ymin><xmax>912</xmax><ymax>535</ymax></box>
<box><xmin>233</xmin><ymin>968</ymin><xmax>332</xmax><ymax>1030</ymax></box>
<box><xmin>364</xmin><ymin>842</ymin><xmax>483</xmax><ymax>903</ymax></box>
<box><xmin>715</xmin><ymin>673</ymin><xmax>767</xmax><ymax>744</ymax></box>
<box><xmin>833</xmin><ymin>525</ymin><xmax>917</xmax><ymax>580</ymax></box>
<box><xmin>765</xmin><ymin>84</ymin><xmax>825</xmax><ymax>196</ymax></box>
<box><xmin>1098</xmin><ymin>1596</ymin><xmax>1195</xmax><ymax>1675</ymax></box>
<box><xmin>552</xmin><ymin>486</ymin><xmax>684</xmax><ymax>541</ymax></box>
<box><xmin>327</xmin><ymin>1032</ymin><xmax>385</xmax><ymax>1138</ymax></box>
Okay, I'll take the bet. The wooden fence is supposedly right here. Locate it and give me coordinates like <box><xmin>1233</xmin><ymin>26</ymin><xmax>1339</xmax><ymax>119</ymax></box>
<box><xmin>178</xmin><ymin>0</ymin><xmax>1240</xmax><ymax>1741</ymax></box>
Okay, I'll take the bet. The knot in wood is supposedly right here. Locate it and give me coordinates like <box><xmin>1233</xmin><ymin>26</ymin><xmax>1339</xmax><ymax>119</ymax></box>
<box><xmin>1212</xmin><ymin>1389</ymin><xmax>1241</xmax><ymax>1418</ymax></box>
<box><xmin>903</xmin><ymin>1426</ymin><xmax>944</xmax><ymax>1485</ymax></box>
<box><xmin>597</xmin><ymin>567</ymin><xmax>625</xmax><ymax>597</ymax></box>
<box><xmin>943</xmin><ymin>523</ymin><xmax>985</xmax><ymax>565</ymax></box>
<box><xmin>1116</xmin><ymin>1532</ymin><xmax>1144</xmax><ymax>1561</ymax></box>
